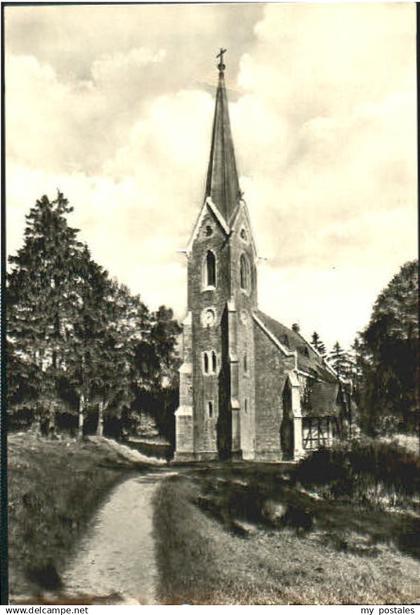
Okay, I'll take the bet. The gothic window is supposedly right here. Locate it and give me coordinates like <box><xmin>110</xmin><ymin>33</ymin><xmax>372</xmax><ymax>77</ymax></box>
<box><xmin>204</xmin><ymin>250</ymin><xmax>216</xmax><ymax>288</ymax></box>
<box><xmin>203</xmin><ymin>352</ymin><xmax>209</xmax><ymax>374</ymax></box>
<box><xmin>207</xmin><ymin>400</ymin><xmax>214</xmax><ymax>418</ymax></box>
<box><xmin>211</xmin><ymin>351</ymin><xmax>217</xmax><ymax>373</ymax></box>
<box><xmin>240</xmin><ymin>253</ymin><xmax>251</xmax><ymax>292</ymax></box>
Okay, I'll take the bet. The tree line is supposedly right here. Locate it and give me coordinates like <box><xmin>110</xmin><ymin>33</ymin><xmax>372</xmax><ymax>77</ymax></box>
<box><xmin>6</xmin><ymin>192</ymin><xmax>181</xmax><ymax>442</ymax></box>
<box><xmin>310</xmin><ymin>259</ymin><xmax>418</xmax><ymax>436</ymax></box>
<box><xmin>6</xmin><ymin>192</ymin><xmax>418</xmax><ymax>441</ymax></box>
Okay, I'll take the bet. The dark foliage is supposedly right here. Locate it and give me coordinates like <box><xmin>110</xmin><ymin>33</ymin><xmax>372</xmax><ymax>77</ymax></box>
<box><xmin>7</xmin><ymin>192</ymin><xmax>181</xmax><ymax>442</ymax></box>
<box><xmin>311</xmin><ymin>331</ymin><xmax>327</xmax><ymax>356</ymax></box>
<box><xmin>355</xmin><ymin>260</ymin><xmax>418</xmax><ymax>435</ymax></box>
<box><xmin>294</xmin><ymin>438</ymin><xmax>420</xmax><ymax>505</ymax></box>
<box><xmin>327</xmin><ymin>342</ymin><xmax>354</xmax><ymax>380</ymax></box>
<box><xmin>26</xmin><ymin>562</ymin><xmax>63</xmax><ymax>592</ymax></box>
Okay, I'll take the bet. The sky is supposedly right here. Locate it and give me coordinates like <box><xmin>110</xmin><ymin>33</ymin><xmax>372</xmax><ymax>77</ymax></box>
<box><xmin>5</xmin><ymin>2</ymin><xmax>417</xmax><ymax>350</ymax></box>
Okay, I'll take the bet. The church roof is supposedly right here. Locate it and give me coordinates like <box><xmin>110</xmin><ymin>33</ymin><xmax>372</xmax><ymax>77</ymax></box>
<box><xmin>205</xmin><ymin>52</ymin><xmax>241</xmax><ymax>224</ymax></box>
<box><xmin>254</xmin><ymin>310</ymin><xmax>337</xmax><ymax>384</ymax></box>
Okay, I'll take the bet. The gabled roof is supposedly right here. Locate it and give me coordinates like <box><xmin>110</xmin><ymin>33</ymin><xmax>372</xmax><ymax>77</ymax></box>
<box><xmin>185</xmin><ymin>197</ymin><xmax>230</xmax><ymax>255</ymax></box>
<box><xmin>205</xmin><ymin>63</ymin><xmax>241</xmax><ymax>224</ymax></box>
<box><xmin>254</xmin><ymin>310</ymin><xmax>337</xmax><ymax>383</ymax></box>
<box><xmin>230</xmin><ymin>200</ymin><xmax>258</xmax><ymax>260</ymax></box>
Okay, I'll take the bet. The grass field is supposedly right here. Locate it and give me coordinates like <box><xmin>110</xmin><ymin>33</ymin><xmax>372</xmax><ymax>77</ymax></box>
<box><xmin>8</xmin><ymin>434</ymin><xmax>420</xmax><ymax>605</ymax></box>
<box><xmin>7</xmin><ymin>433</ymin><xmax>154</xmax><ymax>599</ymax></box>
<box><xmin>153</xmin><ymin>466</ymin><xmax>420</xmax><ymax>604</ymax></box>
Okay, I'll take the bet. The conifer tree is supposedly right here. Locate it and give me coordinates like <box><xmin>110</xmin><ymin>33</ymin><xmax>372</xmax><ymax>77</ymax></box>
<box><xmin>7</xmin><ymin>192</ymin><xmax>84</xmax><ymax>433</ymax></box>
<box><xmin>311</xmin><ymin>331</ymin><xmax>327</xmax><ymax>356</ymax></box>
<box><xmin>150</xmin><ymin>306</ymin><xmax>182</xmax><ymax>385</ymax></box>
<box><xmin>93</xmin><ymin>282</ymin><xmax>150</xmax><ymax>437</ymax></box>
<box><xmin>64</xmin><ymin>246</ymin><xmax>112</xmax><ymax>437</ymax></box>
<box><xmin>7</xmin><ymin>191</ymin><xmax>182</xmax><ymax>441</ymax></box>
<box><xmin>144</xmin><ymin>306</ymin><xmax>182</xmax><ymax>441</ymax></box>
<box><xmin>327</xmin><ymin>342</ymin><xmax>353</xmax><ymax>379</ymax></box>
<box><xmin>6</xmin><ymin>339</ymin><xmax>41</xmax><ymax>430</ymax></box>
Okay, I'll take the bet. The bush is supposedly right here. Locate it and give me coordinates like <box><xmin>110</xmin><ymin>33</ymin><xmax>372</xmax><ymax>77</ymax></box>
<box><xmin>294</xmin><ymin>438</ymin><xmax>420</xmax><ymax>507</ymax></box>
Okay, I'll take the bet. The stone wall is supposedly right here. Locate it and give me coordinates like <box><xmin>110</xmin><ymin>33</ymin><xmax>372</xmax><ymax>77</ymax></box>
<box><xmin>174</xmin><ymin>313</ymin><xmax>194</xmax><ymax>460</ymax></box>
<box><xmin>253</xmin><ymin>321</ymin><xmax>295</xmax><ymax>461</ymax></box>
<box><xmin>185</xmin><ymin>203</ymin><xmax>259</xmax><ymax>460</ymax></box>
<box><xmin>189</xmin><ymin>210</ymin><xmax>231</xmax><ymax>457</ymax></box>
<box><xmin>229</xmin><ymin>207</ymin><xmax>257</xmax><ymax>460</ymax></box>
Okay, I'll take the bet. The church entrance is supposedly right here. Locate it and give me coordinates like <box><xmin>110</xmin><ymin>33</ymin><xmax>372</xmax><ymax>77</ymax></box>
<box><xmin>280</xmin><ymin>381</ymin><xmax>294</xmax><ymax>460</ymax></box>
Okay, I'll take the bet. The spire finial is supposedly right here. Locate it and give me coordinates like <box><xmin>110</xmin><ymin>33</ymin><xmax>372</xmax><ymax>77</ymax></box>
<box><xmin>216</xmin><ymin>48</ymin><xmax>227</xmax><ymax>73</ymax></box>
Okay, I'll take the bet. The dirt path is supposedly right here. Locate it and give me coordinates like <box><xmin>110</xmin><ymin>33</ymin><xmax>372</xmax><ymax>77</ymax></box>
<box><xmin>62</xmin><ymin>471</ymin><xmax>176</xmax><ymax>604</ymax></box>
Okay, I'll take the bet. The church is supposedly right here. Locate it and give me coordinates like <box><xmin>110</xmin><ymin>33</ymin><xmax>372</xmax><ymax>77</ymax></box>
<box><xmin>174</xmin><ymin>53</ymin><xmax>351</xmax><ymax>462</ymax></box>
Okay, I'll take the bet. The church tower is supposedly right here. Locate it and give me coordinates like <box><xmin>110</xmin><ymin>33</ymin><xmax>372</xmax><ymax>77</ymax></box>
<box><xmin>175</xmin><ymin>51</ymin><xmax>258</xmax><ymax>461</ymax></box>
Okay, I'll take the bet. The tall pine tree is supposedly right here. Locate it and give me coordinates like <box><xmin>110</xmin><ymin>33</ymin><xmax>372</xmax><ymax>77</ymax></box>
<box><xmin>64</xmin><ymin>246</ymin><xmax>113</xmax><ymax>437</ymax></box>
<box><xmin>7</xmin><ymin>191</ymin><xmax>182</xmax><ymax>441</ymax></box>
<box><xmin>311</xmin><ymin>331</ymin><xmax>327</xmax><ymax>356</ymax></box>
<box><xmin>327</xmin><ymin>342</ymin><xmax>353</xmax><ymax>379</ymax></box>
<box><xmin>7</xmin><ymin>192</ymin><xmax>84</xmax><ymax>434</ymax></box>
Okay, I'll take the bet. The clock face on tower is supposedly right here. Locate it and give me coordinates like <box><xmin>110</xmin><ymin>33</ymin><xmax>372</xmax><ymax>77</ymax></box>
<box><xmin>201</xmin><ymin>308</ymin><xmax>216</xmax><ymax>327</ymax></box>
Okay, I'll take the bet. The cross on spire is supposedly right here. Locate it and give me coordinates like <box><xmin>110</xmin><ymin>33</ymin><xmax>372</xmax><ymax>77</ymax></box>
<box><xmin>216</xmin><ymin>48</ymin><xmax>227</xmax><ymax>73</ymax></box>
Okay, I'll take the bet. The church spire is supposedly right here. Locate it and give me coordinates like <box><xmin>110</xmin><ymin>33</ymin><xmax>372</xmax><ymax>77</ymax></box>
<box><xmin>205</xmin><ymin>49</ymin><xmax>241</xmax><ymax>223</ymax></box>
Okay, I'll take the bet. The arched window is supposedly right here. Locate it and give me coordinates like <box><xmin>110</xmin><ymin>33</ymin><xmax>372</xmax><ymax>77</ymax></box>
<box><xmin>208</xmin><ymin>401</ymin><xmax>213</xmax><ymax>418</ymax></box>
<box><xmin>240</xmin><ymin>253</ymin><xmax>251</xmax><ymax>292</ymax></box>
<box><xmin>204</xmin><ymin>250</ymin><xmax>216</xmax><ymax>288</ymax></box>
<box><xmin>203</xmin><ymin>351</ymin><xmax>217</xmax><ymax>375</ymax></box>
<box><xmin>211</xmin><ymin>351</ymin><xmax>217</xmax><ymax>373</ymax></box>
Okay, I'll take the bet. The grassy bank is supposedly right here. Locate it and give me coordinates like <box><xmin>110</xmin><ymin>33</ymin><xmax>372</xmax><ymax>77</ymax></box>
<box><xmin>8</xmin><ymin>433</ymin><xmax>155</xmax><ymax>599</ymax></box>
<box><xmin>153</xmin><ymin>468</ymin><xmax>420</xmax><ymax>604</ymax></box>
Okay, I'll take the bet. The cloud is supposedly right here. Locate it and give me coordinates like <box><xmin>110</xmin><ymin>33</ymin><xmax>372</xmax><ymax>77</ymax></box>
<box><xmin>5</xmin><ymin>3</ymin><xmax>417</xmax><ymax>349</ymax></box>
<box><xmin>6</xmin><ymin>82</ymin><xmax>215</xmax><ymax>319</ymax></box>
<box><xmin>6</xmin><ymin>162</ymin><xmax>190</xmax><ymax>316</ymax></box>
<box><xmin>229</xmin><ymin>3</ymin><xmax>417</xmax><ymax>346</ymax></box>
<box><xmin>6</xmin><ymin>54</ymin><xmax>105</xmax><ymax>172</ymax></box>
<box><xmin>5</xmin><ymin>4</ymin><xmax>263</xmax><ymax>83</ymax></box>
<box><xmin>91</xmin><ymin>48</ymin><xmax>167</xmax><ymax>85</ymax></box>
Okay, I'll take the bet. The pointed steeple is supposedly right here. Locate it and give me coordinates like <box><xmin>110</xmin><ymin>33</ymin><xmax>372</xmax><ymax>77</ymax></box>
<box><xmin>205</xmin><ymin>49</ymin><xmax>241</xmax><ymax>223</ymax></box>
